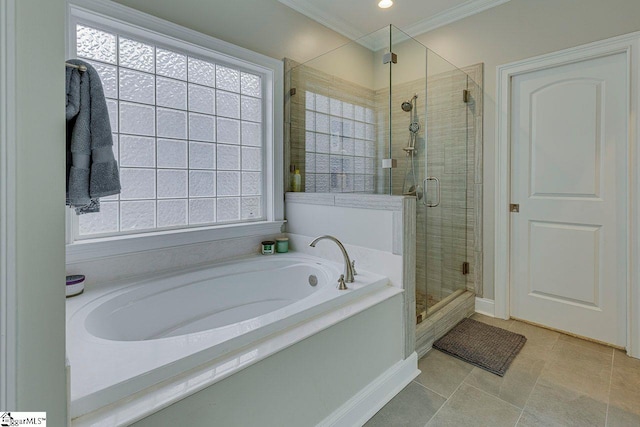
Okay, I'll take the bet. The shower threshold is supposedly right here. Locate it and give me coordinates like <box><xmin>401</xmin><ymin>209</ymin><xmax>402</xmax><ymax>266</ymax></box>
<box><xmin>415</xmin><ymin>290</ymin><xmax>475</xmax><ymax>358</ymax></box>
<box><xmin>417</xmin><ymin>289</ymin><xmax>467</xmax><ymax>324</ymax></box>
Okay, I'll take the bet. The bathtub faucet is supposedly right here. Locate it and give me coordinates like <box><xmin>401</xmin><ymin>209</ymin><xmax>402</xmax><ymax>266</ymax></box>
<box><xmin>309</xmin><ymin>235</ymin><xmax>356</xmax><ymax>285</ymax></box>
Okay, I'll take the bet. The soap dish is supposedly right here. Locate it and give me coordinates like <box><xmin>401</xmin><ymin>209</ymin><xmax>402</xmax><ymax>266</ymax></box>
<box><xmin>66</xmin><ymin>275</ymin><xmax>85</xmax><ymax>297</ymax></box>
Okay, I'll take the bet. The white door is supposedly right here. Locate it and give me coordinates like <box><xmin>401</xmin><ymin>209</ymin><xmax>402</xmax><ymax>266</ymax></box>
<box><xmin>510</xmin><ymin>52</ymin><xmax>628</xmax><ymax>346</ymax></box>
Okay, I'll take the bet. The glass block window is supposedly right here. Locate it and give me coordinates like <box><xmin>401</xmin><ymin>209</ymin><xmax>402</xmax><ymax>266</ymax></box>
<box><xmin>304</xmin><ymin>92</ymin><xmax>376</xmax><ymax>193</ymax></box>
<box><xmin>74</xmin><ymin>24</ymin><xmax>264</xmax><ymax>237</ymax></box>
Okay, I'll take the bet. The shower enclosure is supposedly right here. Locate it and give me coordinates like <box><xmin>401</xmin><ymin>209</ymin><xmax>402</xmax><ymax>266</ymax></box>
<box><xmin>285</xmin><ymin>25</ymin><xmax>482</xmax><ymax>324</ymax></box>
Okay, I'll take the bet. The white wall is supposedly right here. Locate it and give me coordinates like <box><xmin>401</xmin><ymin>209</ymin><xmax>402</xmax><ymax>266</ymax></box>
<box><xmin>415</xmin><ymin>0</ymin><xmax>640</xmax><ymax>299</ymax></box>
<box><xmin>13</xmin><ymin>0</ymin><xmax>67</xmax><ymax>423</ymax></box>
<box><xmin>300</xmin><ymin>41</ymin><xmax>377</xmax><ymax>89</ymax></box>
<box><xmin>112</xmin><ymin>0</ymin><xmax>354</xmax><ymax>64</ymax></box>
<box><xmin>112</xmin><ymin>0</ymin><xmax>377</xmax><ymax>89</ymax></box>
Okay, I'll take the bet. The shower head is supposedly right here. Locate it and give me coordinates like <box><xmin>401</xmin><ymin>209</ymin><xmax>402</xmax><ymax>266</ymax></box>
<box><xmin>401</xmin><ymin>94</ymin><xmax>418</xmax><ymax>112</ymax></box>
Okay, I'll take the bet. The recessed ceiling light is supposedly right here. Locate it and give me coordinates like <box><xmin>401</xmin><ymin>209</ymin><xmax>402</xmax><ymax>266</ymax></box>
<box><xmin>378</xmin><ymin>0</ymin><xmax>393</xmax><ymax>9</ymax></box>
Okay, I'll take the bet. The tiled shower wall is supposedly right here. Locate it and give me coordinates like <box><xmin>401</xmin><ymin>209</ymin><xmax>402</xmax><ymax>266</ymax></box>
<box><xmin>376</xmin><ymin>64</ymin><xmax>483</xmax><ymax>306</ymax></box>
<box><xmin>284</xmin><ymin>58</ymin><xmax>484</xmax><ymax>301</ymax></box>
<box><xmin>284</xmin><ymin>59</ymin><xmax>378</xmax><ymax>193</ymax></box>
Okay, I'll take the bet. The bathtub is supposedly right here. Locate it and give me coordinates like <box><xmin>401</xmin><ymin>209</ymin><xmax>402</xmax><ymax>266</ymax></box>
<box><xmin>66</xmin><ymin>253</ymin><xmax>396</xmax><ymax>425</ymax></box>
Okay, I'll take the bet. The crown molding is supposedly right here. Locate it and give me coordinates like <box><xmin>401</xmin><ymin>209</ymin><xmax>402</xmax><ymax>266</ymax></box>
<box><xmin>402</xmin><ymin>0</ymin><xmax>512</xmax><ymax>37</ymax></box>
<box><xmin>278</xmin><ymin>0</ymin><xmax>366</xmax><ymax>42</ymax></box>
<box><xmin>279</xmin><ymin>0</ymin><xmax>512</xmax><ymax>43</ymax></box>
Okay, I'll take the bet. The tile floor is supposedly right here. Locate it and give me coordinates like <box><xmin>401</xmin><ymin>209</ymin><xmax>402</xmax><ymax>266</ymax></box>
<box><xmin>366</xmin><ymin>314</ymin><xmax>640</xmax><ymax>427</ymax></box>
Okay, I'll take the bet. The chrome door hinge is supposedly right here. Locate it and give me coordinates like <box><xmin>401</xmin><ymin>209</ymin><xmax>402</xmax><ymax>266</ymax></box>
<box><xmin>463</xmin><ymin>89</ymin><xmax>470</xmax><ymax>103</ymax></box>
<box><xmin>381</xmin><ymin>158</ymin><xmax>397</xmax><ymax>169</ymax></box>
<box><xmin>383</xmin><ymin>52</ymin><xmax>397</xmax><ymax>64</ymax></box>
<box><xmin>510</xmin><ymin>203</ymin><xmax>520</xmax><ymax>213</ymax></box>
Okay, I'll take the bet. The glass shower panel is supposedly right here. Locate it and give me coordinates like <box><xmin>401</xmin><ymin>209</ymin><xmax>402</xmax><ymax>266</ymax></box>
<box><xmin>285</xmin><ymin>24</ymin><xmax>479</xmax><ymax>322</ymax></box>
<box><xmin>387</xmin><ymin>27</ymin><xmax>427</xmax><ymax>198</ymax></box>
<box><xmin>386</xmin><ymin>27</ymin><xmax>429</xmax><ymax>319</ymax></box>
<box><xmin>285</xmin><ymin>26</ymin><xmax>391</xmax><ymax>195</ymax></box>
<box><xmin>421</xmin><ymin>49</ymin><xmax>469</xmax><ymax>318</ymax></box>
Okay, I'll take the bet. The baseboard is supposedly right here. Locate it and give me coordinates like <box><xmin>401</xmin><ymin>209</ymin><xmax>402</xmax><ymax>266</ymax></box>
<box><xmin>318</xmin><ymin>352</ymin><xmax>420</xmax><ymax>427</ymax></box>
<box><xmin>475</xmin><ymin>297</ymin><xmax>495</xmax><ymax>317</ymax></box>
<box><xmin>416</xmin><ymin>342</ymin><xmax>433</xmax><ymax>359</ymax></box>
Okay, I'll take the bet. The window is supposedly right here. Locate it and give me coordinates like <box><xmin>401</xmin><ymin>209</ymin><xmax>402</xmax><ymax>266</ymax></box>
<box><xmin>71</xmin><ymin>22</ymin><xmax>271</xmax><ymax>239</ymax></box>
<box><xmin>304</xmin><ymin>92</ymin><xmax>376</xmax><ymax>193</ymax></box>
<box><xmin>65</xmin><ymin>2</ymin><xmax>283</xmax><ymax>263</ymax></box>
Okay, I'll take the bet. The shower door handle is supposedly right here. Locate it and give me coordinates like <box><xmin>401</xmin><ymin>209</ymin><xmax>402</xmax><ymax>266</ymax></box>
<box><xmin>423</xmin><ymin>176</ymin><xmax>441</xmax><ymax>207</ymax></box>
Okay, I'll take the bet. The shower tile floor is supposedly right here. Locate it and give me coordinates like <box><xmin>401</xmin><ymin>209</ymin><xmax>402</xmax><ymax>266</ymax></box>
<box><xmin>365</xmin><ymin>313</ymin><xmax>640</xmax><ymax>427</ymax></box>
<box><xmin>415</xmin><ymin>290</ymin><xmax>441</xmax><ymax>316</ymax></box>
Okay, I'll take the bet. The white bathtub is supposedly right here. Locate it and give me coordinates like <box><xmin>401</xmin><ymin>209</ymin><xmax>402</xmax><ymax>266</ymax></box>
<box><xmin>66</xmin><ymin>253</ymin><xmax>394</xmax><ymax>424</ymax></box>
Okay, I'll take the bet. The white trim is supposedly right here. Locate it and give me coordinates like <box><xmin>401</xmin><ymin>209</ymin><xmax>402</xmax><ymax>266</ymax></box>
<box><xmin>318</xmin><ymin>352</ymin><xmax>419</xmax><ymax>427</ymax></box>
<box><xmin>65</xmin><ymin>0</ymin><xmax>284</xmax><ymax>256</ymax></box>
<box><xmin>278</xmin><ymin>0</ymin><xmax>511</xmax><ymax>41</ymax></box>
<box><xmin>68</xmin><ymin>0</ymin><xmax>283</xmax><ymax>71</ymax></box>
<box><xmin>66</xmin><ymin>220</ymin><xmax>285</xmax><ymax>264</ymax></box>
<box><xmin>402</xmin><ymin>0</ymin><xmax>512</xmax><ymax>38</ymax></box>
<box><xmin>495</xmin><ymin>31</ymin><xmax>640</xmax><ymax>357</ymax></box>
<box><xmin>475</xmin><ymin>297</ymin><xmax>495</xmax><ymax>317</ymax></box>
<box><xmin>277</xmin><ymin>0</ymin><xmax>365</xmax><ymax>43</ymax></box>
<box><xmin>0</xmin><ymin>0</ymin><xmax>17</xmax><ymax>410</ymax></box>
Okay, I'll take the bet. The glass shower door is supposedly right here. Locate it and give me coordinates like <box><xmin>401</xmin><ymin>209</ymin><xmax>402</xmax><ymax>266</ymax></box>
<box><xmin>420</xmin><ymin>50</ymin><xmax>470</xmax><ymax>319</ymax></box>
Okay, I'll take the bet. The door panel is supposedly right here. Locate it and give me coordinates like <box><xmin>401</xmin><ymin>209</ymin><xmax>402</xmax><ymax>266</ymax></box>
<box><xmin>528</xmin><ymin>221</ymin><xmax>600</xmax><ymax>307</ymax></box>
<box><xmin>510</xmin><ymin>52</ymin><xmax>627</xmax><ymax>346</ymax></box>
<box><xmin>530</xmin><ymin>80</ymin><xmax>601</xmax><ymax>198</ymax></box>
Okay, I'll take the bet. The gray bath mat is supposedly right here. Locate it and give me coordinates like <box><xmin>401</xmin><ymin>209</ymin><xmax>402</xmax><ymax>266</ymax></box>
<box><xmin>433</xmin><ymin>318</ymin><xmax>526</xmax><ymax>376</ymax></box>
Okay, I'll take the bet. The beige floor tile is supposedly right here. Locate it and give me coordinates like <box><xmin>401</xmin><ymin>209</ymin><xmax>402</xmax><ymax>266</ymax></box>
<box><xmin>508</xmin><ymin>321</ymin><xmax>559</xmax><ymax>360</ymax></box>
<box><xmin>607</xmin><ymin>405</ymin><xmax>640</xmax><ymax>427</ymax></box>
<box><xmin>416</xmin><ymin>349</ymin><xmax>474</xmax><ymax>398</ymax></box>
<box><xmin>364</xmin><ymin>381</ymin><xmax>446</xmax><ymax>427</ymax></box>
<box><xmin>556</xmin><ymin>333</ymin><xmax>615</xmax><ymax>356</ymax></box>
<box><xmin>464</xmin><ymin>351</ymin><xmax>545</xmax><ymax>408</ymax></box>
<box><xmin>541</xmin><ymin>340</ymin><xmax>612</xmax><ymax>401</ymax></box>
<box><xmin>425</xmin><ymin>383</ymin><xmax>521</xmax><ymax>427</ymax></box>
<box><xmin>516</xmin><ymin>411</ymin><xmax>565</xmax><ymax>427</ymax></box>
<box><xmin>608</xmin><ymin>350</ymin><xmax>640</xmax><ymax>419</ymax></box>
<box><xmin>522</xmin><ymin>377</ymin><xmax>607</xmax><ymax>427</ymax></box>
<box><xmin>471</xmin><ymin>313</ymin><xmax>514</xmax><ymax>329</ymax></box>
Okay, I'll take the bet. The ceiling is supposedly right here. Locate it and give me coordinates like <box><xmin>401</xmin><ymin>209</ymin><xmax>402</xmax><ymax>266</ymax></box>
<box><xmin>278</xmin><ymin>0</ymin><xmax>511</xmax><ymax>41</ymax></box>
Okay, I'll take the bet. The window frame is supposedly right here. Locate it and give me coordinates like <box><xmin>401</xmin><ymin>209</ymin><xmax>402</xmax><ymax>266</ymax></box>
<box><xmin>65</xmin><ymin>0</ymin><xmax>284</xmax><ymax>263</ymax></box>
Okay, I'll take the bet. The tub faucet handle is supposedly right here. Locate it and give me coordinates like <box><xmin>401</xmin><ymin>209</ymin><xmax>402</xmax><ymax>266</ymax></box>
<box><xmin>337</xmin><ymin>274</ymin><xmax>348</xmax><ymax>290</ymax></box>
<box><xmin>308</xmin><ymin>235</ymin><xmax>355</xmax><ymax>283</ymax></box>
<box><xmin>351</xmin><ymin>260</ymin><xmax>358</xmax><ymax>276</ymax></box>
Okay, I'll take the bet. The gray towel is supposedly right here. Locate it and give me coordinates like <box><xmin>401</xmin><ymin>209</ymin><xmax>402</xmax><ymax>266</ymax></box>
<box><xmin>66</xmin><ymin>59</ymin><xmax>121</xmax><ymax>214</ymax></box>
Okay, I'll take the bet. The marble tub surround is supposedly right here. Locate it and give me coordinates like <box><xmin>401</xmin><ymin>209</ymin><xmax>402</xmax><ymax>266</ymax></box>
<box><xmin>285</xmin><ymin>192</ymin><xmax>417</xmax><ymax>358</ymax></box>
<box><xmin>68</xmin><ymin>254</ymin><xmax>405</xmax><ymax>426</ymax></box>
<box><xmin>65</xmin><ymin>233</ymin><xmax>282</xmax><ymax>289</ymax></box>
<box><xmin>368</xmin><ymin>314</ymin><xmax>635</xmax><ymax>427</ymax></box>
<box><xmin>287</xmin><ymin>234</ymin><xmax>402</xmax><ymax>288</ymax></box>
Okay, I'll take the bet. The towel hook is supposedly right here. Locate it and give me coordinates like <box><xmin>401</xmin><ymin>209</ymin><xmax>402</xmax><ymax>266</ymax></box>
<box><xmin>65</xmin><ymin>62</ymin><xmax>87</xmax><ymax>72</ymax></box>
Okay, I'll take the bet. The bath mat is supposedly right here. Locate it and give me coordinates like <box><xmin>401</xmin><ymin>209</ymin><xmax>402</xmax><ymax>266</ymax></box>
<box><xmin>433</xmin><ymin>318</ymin><xmax>526</xmax><ymax>376</ymax></box>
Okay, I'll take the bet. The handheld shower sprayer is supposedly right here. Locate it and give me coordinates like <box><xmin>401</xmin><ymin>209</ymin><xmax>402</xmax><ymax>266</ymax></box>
<box><xmin>401</xmin><ymin>93</ymin><xmax>422</xmax><ymax>199</ymax></box>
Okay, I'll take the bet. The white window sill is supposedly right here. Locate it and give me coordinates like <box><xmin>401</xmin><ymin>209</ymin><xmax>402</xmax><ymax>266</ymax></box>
<box><xmin>66</xmin><ymin>220</ymin><xmax>286</xmax><ymax>264</ymax></box>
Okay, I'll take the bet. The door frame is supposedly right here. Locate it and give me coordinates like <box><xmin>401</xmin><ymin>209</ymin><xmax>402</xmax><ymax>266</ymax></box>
<box><xmin>0</xmin><ymin>0</ymin><xmax>17</xmax><ymax>409</ymax></box>
<box><xmin>495</xmin><ymin>32</ymin><xmax>640</xmax><ymax>358</ymax></box>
